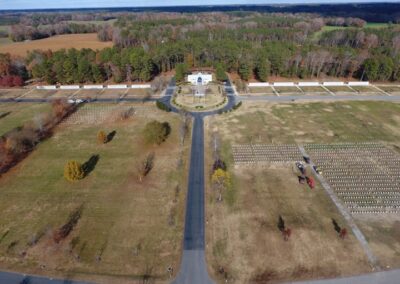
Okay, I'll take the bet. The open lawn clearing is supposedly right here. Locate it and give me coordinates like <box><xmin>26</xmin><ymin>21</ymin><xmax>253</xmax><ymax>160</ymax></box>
<box><xmin>376</xmin><ymin>85</ymin><xmax>400</xmax><ymax>94</ymax></box>
<box><xmin>0</xmin><ymin>38</ymin><xmax>12</xmax><ymax>45</ymax></box>
<box><xmin>99</xmin><ymin>89</ymin><xmax>127</xmax><ymax>99</ymax></box>
<box><xmin>74</xmin><ymin>89</ymin><xmax>102</xmax><ymax>99</ymax></box>
<box><xmin>299</xmin><ymin>86</ymin><xmax>329</xmax><ymax>93</ymax></box>
<box><xmin>63</xmin><ymin>103</ymin><xmax>154</xmax><ymax>125</ymax></box>
<box><xmin>125</xmin><ymin>88</ymin><xmax>152</xmax><ymax>98</ymax></box>
<box><xmin>0</xmin><ymin>103</ymin><xmax>52</xmax><ymax>136</ymax></box>
<box><xmin>326</xmin><ymin>86</ymin><xmax>355</xmax><ymax>93</ymax></box>
<box><xmin>312</xmin><ymin>23</ymin><xmax>397</xmax><ymax>40</ymax></box>
<box><xmin>51</xmin><ymin>90</ymin><xmax>77</xmax><ymax>98</ymax></box>
<box><xmin>248</xmin><ymin>87</ymin><xmax>275</xmax><ymax>95</ymax></box>
<box><xmin>350</xmin><ymin>86</ymin><xmax>380</xmax><ymax>93</ymax></box>
<box><xmin>24</xmin><ymin>89</ymin><xmax>58</xmax><ymax>99</ymax></box>
<box><xmin>0</xmin><ymin>88</ymin><xmax>26</xmax><ymax>99</ymax></box>
<box><xmin>204</xmin><ymin>122</ymin><xmax>371</xmax><ymax>282</ymax></box>
<box><xmin>210</xmin><ymin>101</ymin><xmax>400</xmax><ymax>145</ymax></box>
<box><xmin>0</xmin><ymin>103</ymin><xmax>190</xmax><ymax>283</ymax></box>
<box><xmin>0</xmin><ymin>34</ymin><xmax>113</xmax><ymax>57</ymax></box>
<box><xmin>356</xmin><ymin>216</ymin><xmax>400</xmax><ymax>270</ymax></box>
<box><xmin>274</xmin><ymin>86</ymin><xmax>303</xmax><ymax>95</ymax></box>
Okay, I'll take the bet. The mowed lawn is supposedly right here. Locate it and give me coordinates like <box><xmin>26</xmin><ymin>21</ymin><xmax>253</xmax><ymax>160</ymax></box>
<box><xmin>0</xmin><ymin>103</ymin><xmax>52</xmax><ymax>136</ymax></box>
<box><xmin>204</xmin><ymin>101</ymin><xmax>400</xmax><ymax>283</ymax></box>
<box><xmin>0</xmin><ymin>103</ymin><xmax>189</xmax><ymax>283</ymax></box>
<box><xmin>0</xmin><ymin>33</ymin><xmax>113</xmax><ymax>57</ymax></box>
<box><xmin>216</xmin><ymin>101</ymin><xmax>400</xmax><ymax>145</ymax></box>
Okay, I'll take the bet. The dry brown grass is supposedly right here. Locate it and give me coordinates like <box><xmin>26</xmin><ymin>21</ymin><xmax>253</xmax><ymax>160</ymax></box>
<box><xmin>0</xmin><ymin>34</ymin><xmax>113</xmax><ymax>56</ymax></box>
<box><xmin>203</xmin><ymin>101</ymin><xmax>400</xmax><ymax>283</ymax></box>
<box><xmin>203</xmin><ymin>151</ymin><xmax>371</xmax><ymax>283</ymax></box>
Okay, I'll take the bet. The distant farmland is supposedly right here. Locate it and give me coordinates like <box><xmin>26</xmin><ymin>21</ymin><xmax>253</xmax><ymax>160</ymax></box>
<box><xmin>0</xmin><ymin>33</ymin><xmax>113</xmax><ymax>56</ymax></box>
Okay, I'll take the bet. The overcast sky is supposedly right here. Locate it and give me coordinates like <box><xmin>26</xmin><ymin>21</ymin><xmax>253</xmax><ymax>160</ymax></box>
<box><xmin>0</xmin><ymin>0</ymin><xmax>394</xmax><ymax>10</ymax></box>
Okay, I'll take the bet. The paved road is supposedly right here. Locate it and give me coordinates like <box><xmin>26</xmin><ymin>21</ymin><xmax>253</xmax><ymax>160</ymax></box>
<box><xmin>171</xmin><ymin>79</ymin><xmax>236</xmax><ymax>284</ymax></box>
<box><xmin>0</xmin><ymin>270</ymin><xmax>91</xmax><ymax>284</ymax></box>
<box><xmin>172</xmin><ymin>114</ymin><xmax>213</xmax><ymax>284</ymax></box>
<box><xmin>290</xmin><ymin>269</ymin><xmax>400</xmax><ymax>284</ymax></box>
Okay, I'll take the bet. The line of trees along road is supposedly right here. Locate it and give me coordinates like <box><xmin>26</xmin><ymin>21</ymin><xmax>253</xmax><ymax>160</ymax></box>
<box><xmin>2</xmin><ymin>12</ymin><xmax>400</xmax><ymax>84</ymax></box>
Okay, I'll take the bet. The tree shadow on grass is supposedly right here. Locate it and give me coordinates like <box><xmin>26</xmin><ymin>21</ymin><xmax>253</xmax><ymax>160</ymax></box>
<box><xmin>106</xmin><ymin>130</ymin><xmax>116</xmax><ymax>143</ymax></box>
<box><xmin>0</xmin><ymin>111</ymin><xmax>11</xmax><ymax>120</ymax></box>
<box><xmin>332</xmin><ymin>218</ymin><xmax>341</xmax><ymax>233</ymax></box>
<box><xmin>162</xmin><ymin>122</ymin><xmax>171</xmax><ymax>137</ymax></box>
<box><xmin>82</xmin><ymin>154</ymin><xmax>99</xmax><ymax>177</ymax></box>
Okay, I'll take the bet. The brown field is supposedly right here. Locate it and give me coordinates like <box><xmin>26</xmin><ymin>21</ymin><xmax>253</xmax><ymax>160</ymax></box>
<box><xmin>204</xmin><ymin>101</ymin><xmax>400</xmax><ymax>283</ymax></box>
<box><xmin>0</xmin><ymin>34</ymin><xmax>113</xmax><ymax>56</ymax></box>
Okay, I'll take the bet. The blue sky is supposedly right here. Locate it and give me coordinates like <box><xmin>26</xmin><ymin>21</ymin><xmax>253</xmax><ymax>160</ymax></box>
<box><xmin>0</xmin><ymin>0</ymin><xmax>394</xmax><ymax>10</ymax></box>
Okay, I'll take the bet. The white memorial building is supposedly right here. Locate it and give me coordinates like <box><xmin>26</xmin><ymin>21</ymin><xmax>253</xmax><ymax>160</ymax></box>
<box><xmin>187</xmin><ymin>72</ymin><xmax>212</xmax><ymax>86</ymax></box>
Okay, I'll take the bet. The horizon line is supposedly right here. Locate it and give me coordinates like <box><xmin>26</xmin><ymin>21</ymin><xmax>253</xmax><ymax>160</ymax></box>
<box><xmin>0</xmin><ymin>1</ymin><xmax>399</xmax><ymax>12</ymax></box>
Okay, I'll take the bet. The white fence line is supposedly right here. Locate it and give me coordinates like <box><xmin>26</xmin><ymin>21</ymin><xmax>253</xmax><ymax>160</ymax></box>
<box><xmin>35</xmin><ymin>84</ymin><xmax>152</xmax><ymax>90</ymax></box>
<box><xmin>247</xmin><ymin>81</ymin><xmax>370</xmax><ymax>88</ymax></box>
<box><xmin>248</xmin><ymin>82</ymin><xmax>270</xmax><ymax>87</ymax></box>
<box><xmin>347</xmin><ymin>81</ymin><xmax>370</xmax><ymax>86</ymax></box>
<box><xmin>274</xmin><ymin>82</ymin><xmax>295</xmax><ymax>87</ymax></box>
<box><xmin>36</xmin><ymin>85</ymin><xmax>57</xmax><ymax>90</ymax></box>
<box><xmin>83</xmin><ymin>85</ymin><xmax>104</xmax><ymax>89</ymax></box>
<box><xmin>322</xmin><ymin>82</ymin><xmax>345</xmax><ymax>86</ymax></box>
<box><xmin>131</xmin><ymin>84</ymin><xmax>151</xmax><ymax>89</ymax></box>
<box><xmin>108</xmin><ymin>84</ymin><xmax>128</xmax><ymax>89</ymax></box>
<box><xmin>59</xmin><ymin>85</ymin><xmax>80</xmax><ymax>90</ymax></box>
<box><xmin>298</xmin><ymin>82</ymin><xmax>320</xmax><ymax>87</ymax></box>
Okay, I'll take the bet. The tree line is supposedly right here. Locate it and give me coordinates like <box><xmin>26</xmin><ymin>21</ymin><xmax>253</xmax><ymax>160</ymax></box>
<box><xmin>2</xmin><ymin>12</ymin><xmax>400</xmax><ymax>84</ymax></box>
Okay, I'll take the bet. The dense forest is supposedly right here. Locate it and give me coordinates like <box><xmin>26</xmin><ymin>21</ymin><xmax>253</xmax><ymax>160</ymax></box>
<box><xmin>1</xmin><ymin>7</ymin><xmax>400</xmax><ymax>85</ymax></box>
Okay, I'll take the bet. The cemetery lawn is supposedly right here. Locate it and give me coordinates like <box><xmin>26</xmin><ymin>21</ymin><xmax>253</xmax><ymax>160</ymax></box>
<box><xmin>0</xmin><ymin>103</ymin><xmax>190</xmax><ymax>283</ymax></box>
<box><xmin>0</xmin><ymin>103</ymin><xmax>52</xmax><ymax>136</ymax></box>
<box><xmin>204</xmin><ymin>101</ymin><xmax>400</xmax><ymax>283</ymax></box>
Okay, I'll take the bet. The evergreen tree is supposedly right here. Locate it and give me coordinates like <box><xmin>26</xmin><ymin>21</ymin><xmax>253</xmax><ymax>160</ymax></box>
<box><xmin>215</xmin><ymin>63</ymin><xmax>227</xmax><ymax>81</ymax></box>
<box><xmin>238</xmin><ymin>62</ymin><xmax>250</xmax><ymax>81</ymax></box>
<box><xmin>255</xmin><ymin>58</ymin><xmax>270</xmax><ymax>82</ymax></box>
<box><xmin>175</xmin><ymin>63</ymin><xmax>188</xmax><ymax>83</ymax></box>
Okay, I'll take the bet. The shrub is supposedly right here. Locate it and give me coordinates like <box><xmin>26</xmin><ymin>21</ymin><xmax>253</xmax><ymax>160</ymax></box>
<box><xmin>64</xmin><ymin>160</ymin><xmax>84</xmax><ymax>182</ymax></box>
<box><xmin>156</xmin><ymin>101</ymin><xmax>171</xmax><ymax>112</ymax></box>
<box><xmin>232</xmin><ymin>101</ymin><xmax>242</xmax><ymax>110</ymax></box>
<box><xmin>97</xmin><ymin>130</ymin><xmax>107</xmax><ymax>144</ymax></box>
<box><xmin>211</xmin><ymin>168</ymin><xmax>231</xmax><ymax>202</ymax></box>
<box><xmin>213</xmin><ymin>159</ymin><xmax>227</xmax><ymax>171</ymax></box>
<box><xmin>143</xmin><ymin>120</ymin><xmax>171</xmax><ymax>145</ymax></box>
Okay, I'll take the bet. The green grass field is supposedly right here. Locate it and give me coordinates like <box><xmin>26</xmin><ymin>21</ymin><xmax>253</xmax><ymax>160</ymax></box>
<box><xmin>0</xmin><ymin>103</ymin><xmax>52</xmax><ymax>136</ymax></box>
<box><xmin>0</xmin><ymin>103</ymin><xmax>189</xmax><ymax>282</ymax></box>
<box><xmin>313</xmin><ymin>22</ymin><xmax>398</xmax><ymax>40</ymax></box>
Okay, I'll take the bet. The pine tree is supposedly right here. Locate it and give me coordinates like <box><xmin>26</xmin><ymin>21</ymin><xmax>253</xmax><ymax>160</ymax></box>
<box><xmin>215</xmin><ymin>63</ymin><xmax>227</xmax><ymax>82</ymax></box>
<box><xmin>238</xmin><ymin>62</ymin><xmax>250</xmax><ymax>81</ymax></box>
